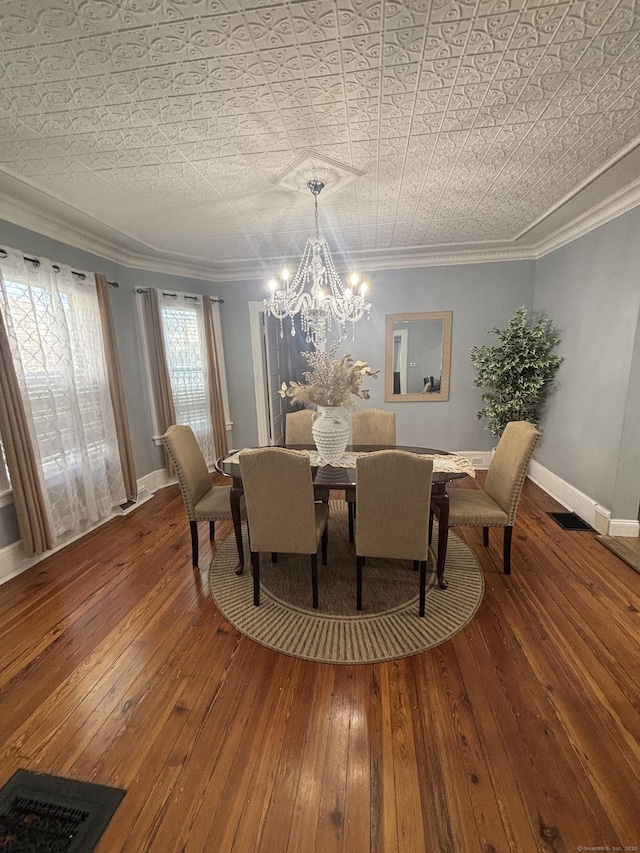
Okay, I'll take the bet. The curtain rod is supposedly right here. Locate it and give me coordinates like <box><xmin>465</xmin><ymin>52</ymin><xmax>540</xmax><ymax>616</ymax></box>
<box><xmin>136</xmin><ymin>287</ymin><xmax>223</xmax><ymax>304</ymax></box>
<box><xmin>0</xmin><ymin>248</ymin><xmax>119</xmax><ymax>287</ymax></box>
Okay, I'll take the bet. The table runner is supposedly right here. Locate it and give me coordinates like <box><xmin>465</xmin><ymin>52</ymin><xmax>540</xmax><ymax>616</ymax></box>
<box><xmin>224</xmin><ymin>448</ymin><xmax>476</xmax><ymax>477</ymax></box>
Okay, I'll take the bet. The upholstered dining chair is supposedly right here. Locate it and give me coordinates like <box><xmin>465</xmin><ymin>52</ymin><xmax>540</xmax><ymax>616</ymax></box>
<box><xmin>285</xmin><ymin>409</ymin><xmax>314</xmax><ymax>445</ymax></box>
<box><xmin>162</xmin><ymin>424</ymin><xmax>245</xmax><ymax>567</ymax></box>
<box><xmin>347</xmin><ymin>408</ymin><xmax>397</xmax><ymax>541</ymax></box>
<box><xmin>286</xmin><ymin>408</ymin><xmax>332</xmax><ymax>502</ymax></box>
<box><xmin>239</xmin><ymin>447</ymin><xmax>329</xmax><ymax>608</ymax></box>
<box><xmin>355</xmin><ymin>450</ymin><xmax>434</xmax><ymax>617</ymax></box>
<box><xmin>351</xmin><ymin>408</ymin><xmax>396</xmax><ymax>446</ymax></box>
<box><xmin>430</xmin><ymin>421</ymin><xmax>540</xmax><ymax>575</ymax></box>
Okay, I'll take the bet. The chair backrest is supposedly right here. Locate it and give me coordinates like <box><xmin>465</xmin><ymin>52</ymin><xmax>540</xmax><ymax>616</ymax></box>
<box><xmin>355</xmin><ymin>450</ymin><xmax>433</xmax><ymax>561</ymax></box>
<box><xmin>162</xmin><ymin>425</ymin><xmax>212</xmax><ymax>520</ymax></box>
<box><xmin>239</xmin><ymin>447</ymin><xmax>318</xmax><ymax>554</ymax></box>
<box><xmin>485</xmin><ymin>421</ymin><xmax>540</xmax><ymax>524</ymax></box>
<box><xmin>285</xmin><ymin>410</ymin><xmax>314</xmax><ymax>445</ymax></box>
<box><xmin>352</xmin><ymin>409</ymin><xmax>396</xmax><ymax>445</ymax></box>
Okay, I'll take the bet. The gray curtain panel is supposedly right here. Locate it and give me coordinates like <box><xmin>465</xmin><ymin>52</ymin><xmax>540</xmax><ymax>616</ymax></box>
<box><xmin>141</xmin><ymin>287</ymin><xmax>177</xmax><ymax>475</ymax></box>
<box><xmin>96</xmin><ymin>274</ymin><xmax>138</xmax><ymax>500</ymax></box>
<box><xmin>0</xmin><ymin>308</ymin><xmax>53</xmax><ymax>556</ymax></box>
<box><xmin>203</xmin><ymin>296</ymin><xmax>228</xmax><ymax>460</ymax></box>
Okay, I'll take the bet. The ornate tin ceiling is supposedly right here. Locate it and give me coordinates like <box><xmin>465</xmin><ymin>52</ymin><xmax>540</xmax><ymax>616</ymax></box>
<box><xmin>0</xmin><ymin>0</ymin><xmax>639</xmax><ymax>280</ymax></box>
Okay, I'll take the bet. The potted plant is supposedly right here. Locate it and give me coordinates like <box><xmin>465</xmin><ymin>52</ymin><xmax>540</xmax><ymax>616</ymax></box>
<box><xmin>470</xmin><ymin>307</ymin><xmax>562</xmax><ymax>438</ymax></box>
<box><xmin>279</xmin><ymin>343</ymin><xmax>377</xmax><ymax>461</ymax></box>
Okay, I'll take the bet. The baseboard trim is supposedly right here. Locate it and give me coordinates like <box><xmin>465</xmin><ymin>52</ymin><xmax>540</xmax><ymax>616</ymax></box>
<box><xmin>430</xmin><ymin>453</ymin><xmax>638</xmax><ymax>537</ymax></box>
<box><xmin>455</xmin><ymin>451</ymin><xmax>494</xmax><ymax>470</ymax></box>
<box><xmin>0</xmin><ymin>467</ymin><xmax>170</xmax><ymax>586</ymax></box>
<box><xmin>608</xmin><ymin>519</ymin><xmax>640</xmax><ymax>537</ymax></box>
<box><xmin>527</xmin><ymin>460</ymin><xmax>638</xmax><ymax>537</ymax></box>
<box><xmin>0</xmin><ymin>541</ymin><xmax>40</xmax><ymax>586</ymax></box>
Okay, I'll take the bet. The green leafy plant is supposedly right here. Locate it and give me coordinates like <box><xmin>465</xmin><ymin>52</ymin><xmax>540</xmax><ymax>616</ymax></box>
<box><xmin>470</xmin><ymin>307</ymin><xmax>562</xmax><ymax>437</ymax></box>
<box><xmin>279</xmin><ymin>342</ymin><xmax>377</xmax><ymax>408</ymax></box>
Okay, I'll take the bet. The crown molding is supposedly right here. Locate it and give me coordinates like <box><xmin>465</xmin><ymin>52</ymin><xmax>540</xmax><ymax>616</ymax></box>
<box><xmin>0</xmin><ymin>190</ymin><xmax>223</xmax><ymax>282</ymax></box>
<box><xmin>528</xmin><ymin>177</ymin><xmax>640</xmax><ymax>259</ymax></box>
<box><xmin>1</xmin><ymin>175</ymin><xmax>639</xmax><ymax>284</ymax></box>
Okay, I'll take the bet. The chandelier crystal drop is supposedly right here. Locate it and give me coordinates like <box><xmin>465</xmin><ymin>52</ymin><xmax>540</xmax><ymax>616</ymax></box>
<box><xmin>264</xmin><ymin>179</ymin><xmax>371</xmax><ymax>347</ymax></box>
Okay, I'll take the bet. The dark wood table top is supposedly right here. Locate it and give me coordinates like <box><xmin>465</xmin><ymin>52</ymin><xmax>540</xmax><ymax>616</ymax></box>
<box><xmin>215</xmin><ymin>444</ymin><xmax>468</xmax><ymax>489</ymax></box>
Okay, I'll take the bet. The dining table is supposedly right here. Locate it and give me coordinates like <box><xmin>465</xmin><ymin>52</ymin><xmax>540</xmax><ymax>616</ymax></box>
<box><xmin>215</xmin><ymin>444</ymin><xmax>475</xmax><ymax>589</ymax></box>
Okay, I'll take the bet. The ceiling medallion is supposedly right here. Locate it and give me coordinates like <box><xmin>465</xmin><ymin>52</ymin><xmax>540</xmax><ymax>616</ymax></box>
<box><xmin>264</xmin><ymin>179</ymin><xmax>371</xmax><ymax>348</ymax></box>
<box><xmin>270</xmin><ymin>149</ymin><xmax>364</xmax><ymax>198</ymax></box>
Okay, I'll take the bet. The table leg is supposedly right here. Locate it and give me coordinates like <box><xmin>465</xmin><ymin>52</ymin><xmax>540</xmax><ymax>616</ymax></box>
<box><xmin>230</xmin><ymin>484</ymin><xmax>244</xmax><ymax>575</ymax></box>
<box><xmin>432</xmin><ymin>492</ymin><xmax>449</xmax><ymax>590</ymax></box>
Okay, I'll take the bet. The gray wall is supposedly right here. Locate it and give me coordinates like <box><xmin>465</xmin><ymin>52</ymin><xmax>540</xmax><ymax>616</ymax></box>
<box><xmin>533</xmin><ymin>208</ymin><xmax>640</xmax><ymax>517</ymax></box>
<box><xmin>2</xmin><ymin>206</ymin><xmax>639</xmax><ymax>553</ymax></box>
<box><xmin>217</xmin><ymin>261</ymin><xmax>536</xmax><ymax>451</ymax></box>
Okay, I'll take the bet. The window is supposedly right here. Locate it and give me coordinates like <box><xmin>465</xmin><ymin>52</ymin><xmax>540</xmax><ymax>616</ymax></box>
<box><xmin>160</xmin><ymin>297</ymin><xmax>215</xmax><ymax>465</ymax></box>
<box><xmin>5</xmin><ymin>280</ymin><xmax>113</xmax><ymax>481</ymax></box>
<box><xmin>0</xmin><ymin>250</ymin><xmax>126</xmax><ymax>543</ymax></box>
<box><xmin>137</xmin><ymin>288</ymin><xmax>229</xmax><ymax>468</ymax></box>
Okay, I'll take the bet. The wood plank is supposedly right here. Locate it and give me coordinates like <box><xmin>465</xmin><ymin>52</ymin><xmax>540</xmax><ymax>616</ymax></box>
<box><xmin>408</xmin><ymin>643</ymin><xmax>506</xmax><ymax>853</ymax></box>
<box><xmin>225</xmin><ymin>656</ymin><xmax>306</xmax><ymax>852</ymax></box>
<box><xmin>473</xmin><ymin>586</ymin><xmax>621</xmax><ymax>847</ymax></box>
<box><xmin>314</xmin><ymin>666</ymin><xmax>357</xmax><ymax>853</ymax></box>
<box><xmin>0</xmin><ymin>474</ymin><xmax>638</xmax><ymax>852</ymax></box>
<box><xmin>286</xmin><ymin>664</ymin><xmax>335</xmax><ymax>851</ymax></box>
<box><xmin>167</xmin><ymin>645</ymin><xmax>284</xmax><ymax>852</ymax></box>
<box><xmin>256</xmin><ymin>662</ymin><xmax>323</xmax><ymax>852</ymax></box>
<box><xmin>341</xmin><ymin>667</ymin><xmax>372</xmax><ymax>853</ymax></box>
<box><xmin>0</xmin><ymin>553</ymin><xmax>200</xmax><ymax>757</ymax></box>
<box><xmin>386</xmin><ymin>659</ymin><xmax>426</xmax><ymax>851</ymax></box>
<box><xmin>377</xmin><ymin>663</ymin><xmax>400</xmax><ymax>852</ymax></box>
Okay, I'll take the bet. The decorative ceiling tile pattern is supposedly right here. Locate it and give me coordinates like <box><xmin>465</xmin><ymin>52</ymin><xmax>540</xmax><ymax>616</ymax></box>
<box><xmin>0</xmin><ymin>0</ymin><xmax>639</xmax><ymax>275</ymax></box>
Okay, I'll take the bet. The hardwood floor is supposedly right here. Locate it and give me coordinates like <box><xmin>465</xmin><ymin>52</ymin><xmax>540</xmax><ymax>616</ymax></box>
<box><xmin>0</xmin><ymin>472</ymin><xmax>639</xmax><ymax>852</ymax></box>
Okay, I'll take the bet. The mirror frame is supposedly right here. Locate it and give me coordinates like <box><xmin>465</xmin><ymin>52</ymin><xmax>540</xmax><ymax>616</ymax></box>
<box><xmin>385</xmin><ymin>311</ymin><xmax>452</xmax><ymax>402</ymax></box>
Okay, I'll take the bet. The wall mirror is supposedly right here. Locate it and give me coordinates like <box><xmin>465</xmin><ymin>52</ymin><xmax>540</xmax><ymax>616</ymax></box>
<box><xmin>385</xmin><ymin>311</ymin><xmax>452</xmax><ymax>402</ymax></box>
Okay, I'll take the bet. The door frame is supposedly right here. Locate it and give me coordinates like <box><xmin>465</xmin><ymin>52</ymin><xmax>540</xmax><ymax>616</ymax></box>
<box><xmin>248</xmin><ymin>302</ymin><xmax>270</xmax><ymax>446</ymax></box>
<box><xmin>393</xmin><ymin>328</ymin><xmax>409</xmax><ymax>394</ymax></box>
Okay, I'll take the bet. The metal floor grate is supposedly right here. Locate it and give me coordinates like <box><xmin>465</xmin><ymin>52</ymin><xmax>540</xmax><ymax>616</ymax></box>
<box><xmin>0</xmin><ymin>771</ymin><xmax>125</xmax><ymax>853</ymax></box>
<box><xmin>548</xmin><ymin>511</ymin><xmax>595</xmax><ymax>532</ymax></box>
<box><xmin>0</xmin><ymin>795</ymin><xmax>90</xmax><ymax>852</ymax></box>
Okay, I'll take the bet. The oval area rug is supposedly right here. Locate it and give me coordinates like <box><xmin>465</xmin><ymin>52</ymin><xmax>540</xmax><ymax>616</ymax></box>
<box><xmin>209</xmin><ymin>501</ymin><xmax>484</xmax><ymax>664</ymax></box>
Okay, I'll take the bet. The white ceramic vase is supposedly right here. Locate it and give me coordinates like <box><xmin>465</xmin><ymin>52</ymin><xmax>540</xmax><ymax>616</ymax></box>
<box><xmin>312</xmin><ymin>407</ymin><xmax>352</xmax><ymax>463</ymax></box>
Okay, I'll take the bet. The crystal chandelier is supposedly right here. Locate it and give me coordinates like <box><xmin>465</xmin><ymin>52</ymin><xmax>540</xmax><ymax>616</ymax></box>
<box><xmin>264</xmin><ymin>179</ymin><xmax>371</xmax><ymax>347</ymax></box>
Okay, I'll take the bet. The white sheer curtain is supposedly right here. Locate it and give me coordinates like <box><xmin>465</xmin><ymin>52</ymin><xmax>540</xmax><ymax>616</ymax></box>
<box><xmin>0</xmin><ymin>248</ymin><xmax>126</xmax><ymax>545</ymax></box>
<box><xmin>158</xmin><ymin>292</ymin><xmax>216</xmax><ymax>465</ymax></box>
<box><xmin>0</xmin><ymin>441</ymin><xmax>10</xmax><ymax>493</ymax></box>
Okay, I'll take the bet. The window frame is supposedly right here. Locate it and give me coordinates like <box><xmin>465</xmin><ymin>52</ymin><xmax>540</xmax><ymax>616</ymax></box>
<box><xmin>137</xmin><ymin>289</ymin><xmax>230</xmax><ymax>451</ymax></box>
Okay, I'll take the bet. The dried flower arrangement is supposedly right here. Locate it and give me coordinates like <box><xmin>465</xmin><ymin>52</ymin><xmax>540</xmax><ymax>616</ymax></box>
<box><xmin>279</xmin><ymin>343</ymin><xmax>378</xmax><ymax>408</ymax></box>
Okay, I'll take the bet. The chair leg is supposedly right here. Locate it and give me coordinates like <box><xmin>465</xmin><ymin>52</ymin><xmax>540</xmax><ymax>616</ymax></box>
<box><xmin>428</xmin><ymin>509</ymin><xmax>434</xmax><ymax>545</ymax></box>
<box><xmin>348</xmin><ymin>502</ymin><xmax>355</xmax><ymax>543</ymax></box>
<box><xmin>419</xmin><ymin>560</ymin><xmax>427</xmax><ymax>617</ymax></box>
<box><xmin>503</xmin><ymin>526</ymin><xmax>513</xmax><ymax>574</ymax></box>
<box><xmin>483</xmin><ymin>526</ymin><xmax>489</xmax><ymax>547</ymax></box>
<box><xmin>190</xmin><ymin>520</ymin><xmax>199</xmax><ymax>566</ymax></box>
<box><xmin>271</xmin><ymin>552</ymin><xmax>278</xmax><ymax>563</ymax></box>
<box><xmin>321</xmin><ymin>525</ymin><xmax>328</xmax><ymax>565</ymax></box>
<box><xmin>356</xmin><ymin>554</ymin><xmax>365</xmax><ymax>610</ymax></box>
<box><xmin>311</xmin><ymin>553</ymin><xmax>319</xmax><ymax>609</ymax></box>
<box><xmin>251</xmin><ymin>550</ymin><xmax>260</xmax><ymax>605</ymax></box>
<box><xmin>209</xmin><ymin>520</ymin><xmax>215</xmax><ymax>541</ymax></box>
<box><xmin>431</xmin><ymin>494</ymin><xmax>450</xmax><ymax>589</ymax></box>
